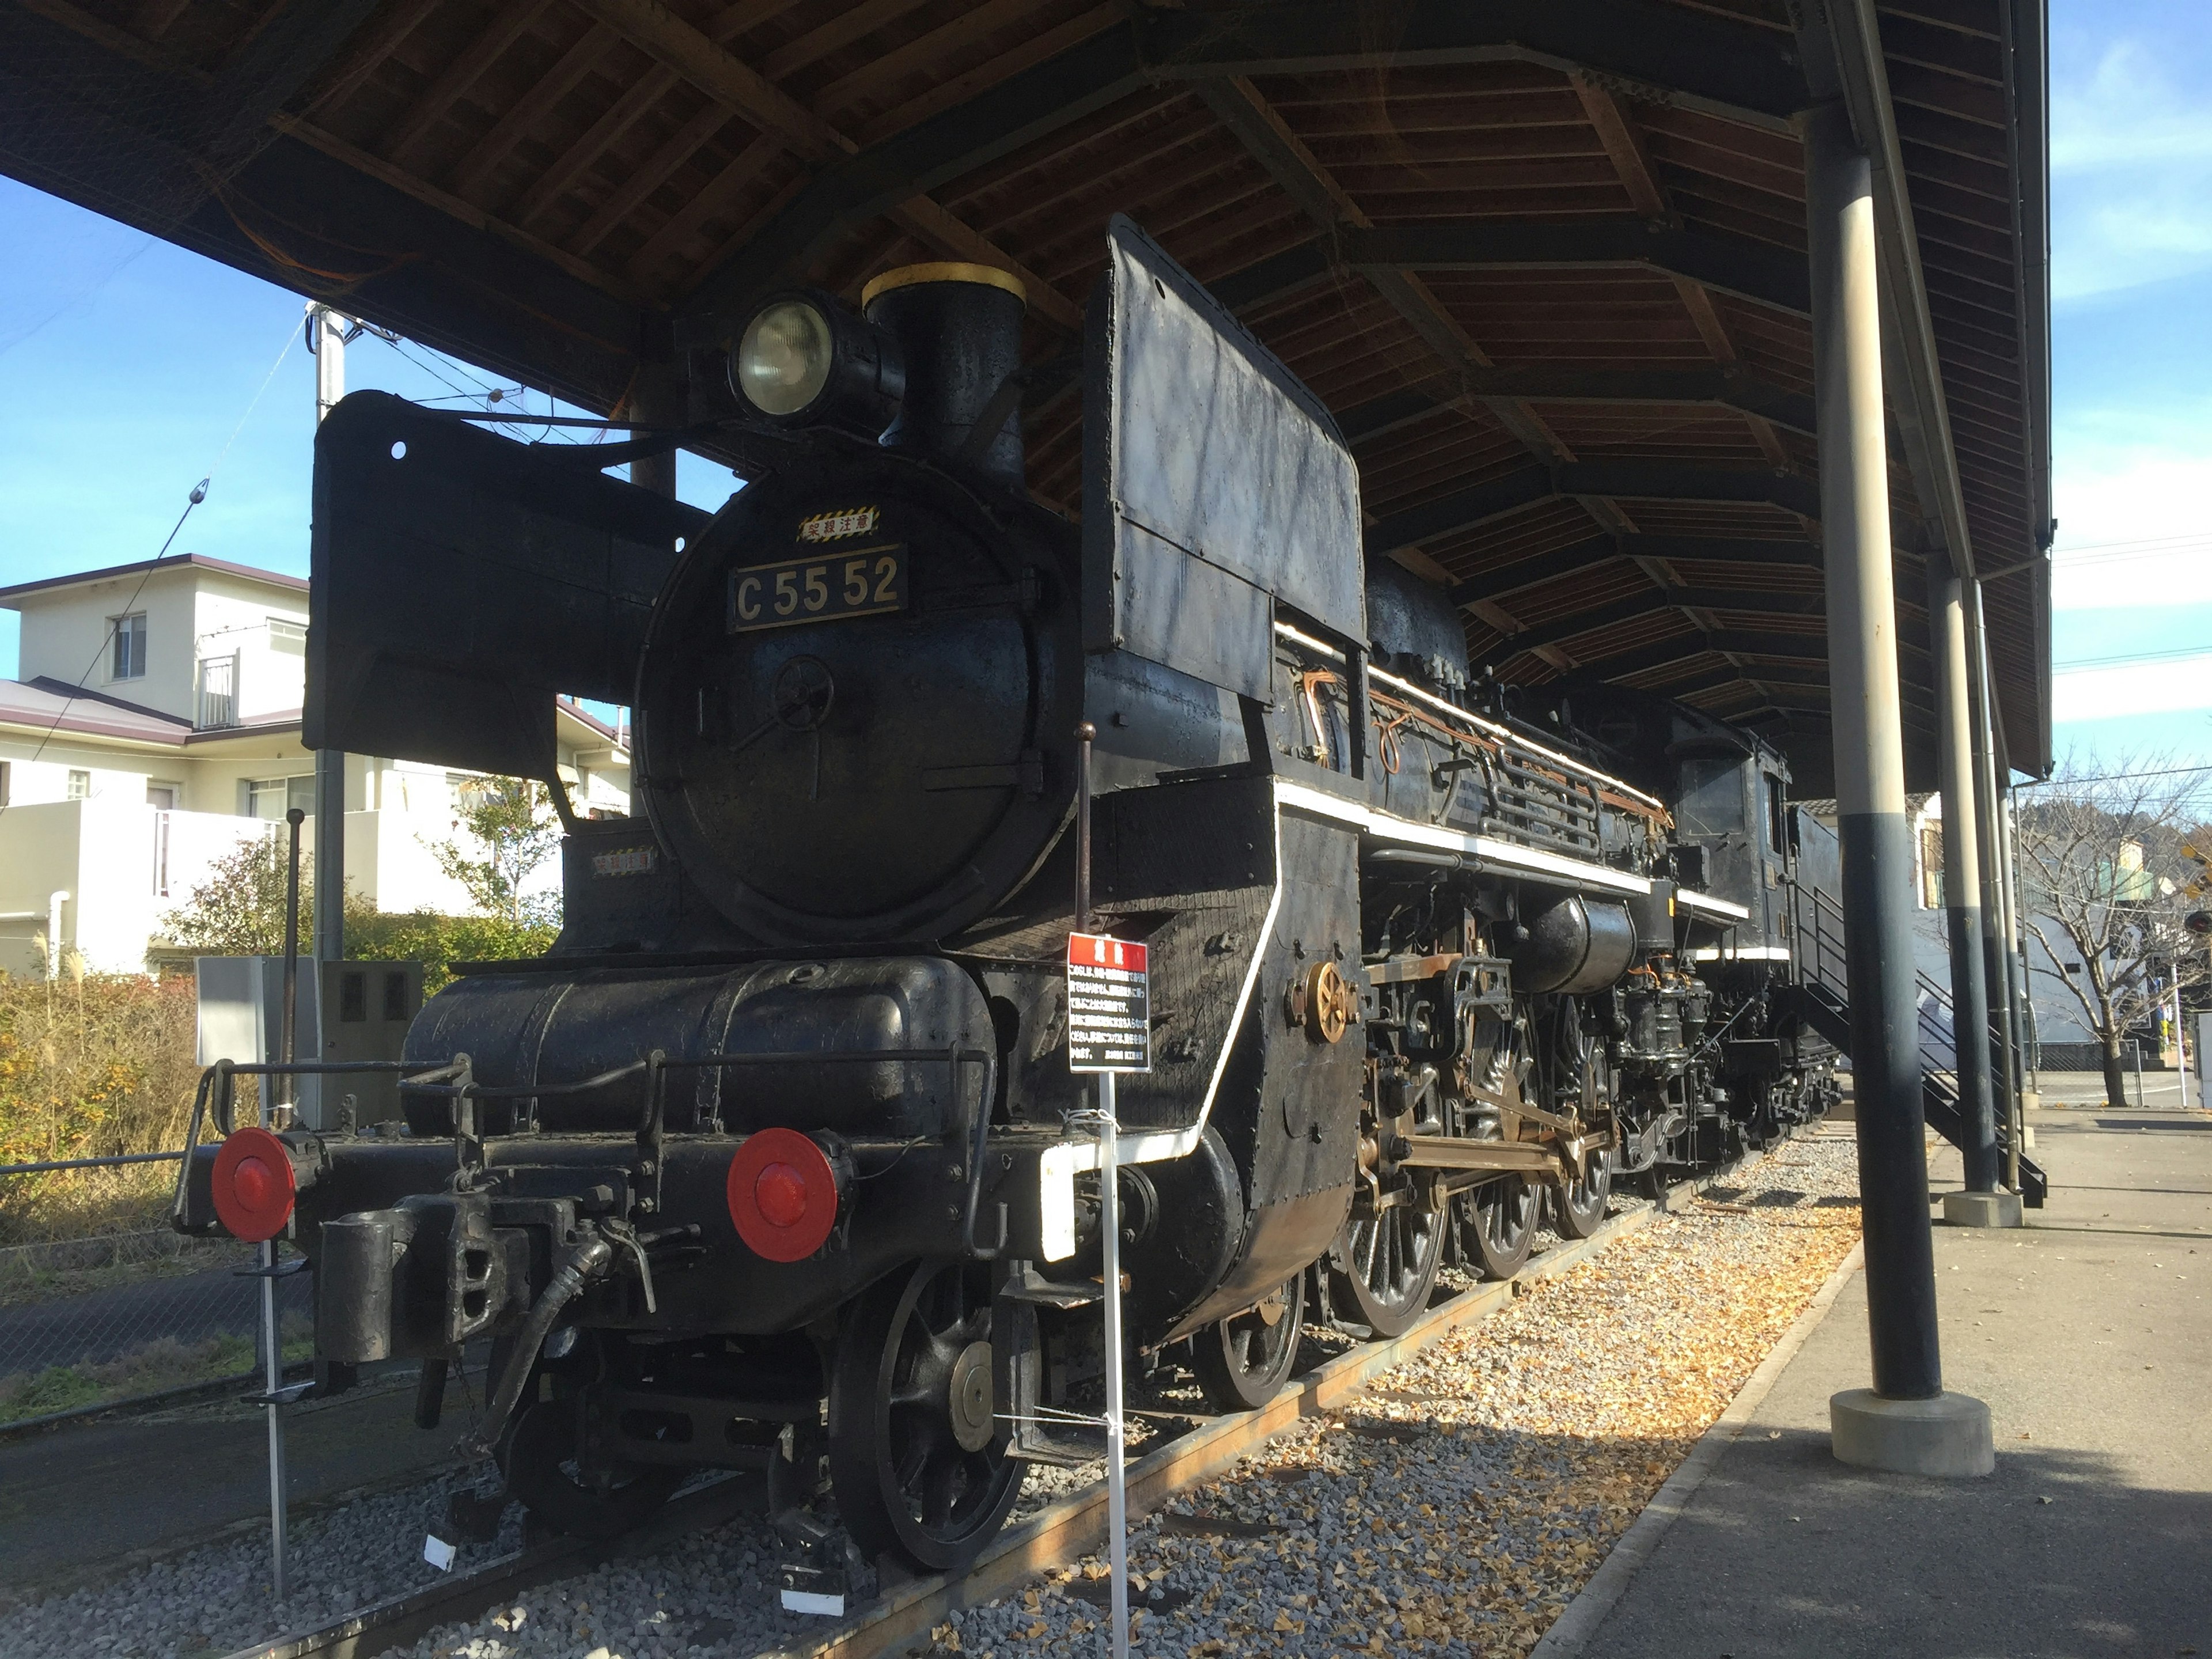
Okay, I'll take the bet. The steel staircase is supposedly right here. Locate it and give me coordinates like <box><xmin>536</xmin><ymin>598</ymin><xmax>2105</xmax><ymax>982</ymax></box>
<box><xmin>1787</xmin><ymin>883</ymin><xmax>2047</xmax><ymax>1207</ymax></box>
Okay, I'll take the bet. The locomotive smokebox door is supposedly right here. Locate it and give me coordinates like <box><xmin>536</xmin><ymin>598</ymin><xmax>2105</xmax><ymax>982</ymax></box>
<box><xmin>305</xmin><ymin>391</ymin><xmax>707</xmax><ymax>779</ymax></box>
<box><xmin>1082</xmin><ymin>214</ymin><xmax>1366</xmax><ymax>700</ymax></box>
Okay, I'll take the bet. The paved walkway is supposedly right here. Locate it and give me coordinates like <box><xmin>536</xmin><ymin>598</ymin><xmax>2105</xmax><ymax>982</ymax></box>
<box><xmin>1568</xmin><ymin>1105</ymin><xmax>2212</xmax><ymax>1658</ymax></box>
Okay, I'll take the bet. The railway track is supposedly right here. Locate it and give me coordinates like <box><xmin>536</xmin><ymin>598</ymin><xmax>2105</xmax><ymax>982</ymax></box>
<box><xmin>214</xmin><ymin>1161</ymin><xmax>1750</xmax><ymax>1659</ymax></box>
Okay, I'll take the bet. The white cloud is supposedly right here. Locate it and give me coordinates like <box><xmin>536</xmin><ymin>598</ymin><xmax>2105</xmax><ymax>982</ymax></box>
<box><xmin>2051</xmin><ymin>37</ymin><xmax>2212</xmax><ymax>301</ymax></box>
<box><xmin>2054</xmin><ymin>655</ymin><xmax>2212</xmax><ymax>721</ymax></box>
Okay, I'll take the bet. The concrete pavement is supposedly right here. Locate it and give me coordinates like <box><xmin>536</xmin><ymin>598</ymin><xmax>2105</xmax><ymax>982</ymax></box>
<box><xmin>1566</xmin><ymin>1106</ymin><xmax>2211</xmax><ymax>1658</ymax></box>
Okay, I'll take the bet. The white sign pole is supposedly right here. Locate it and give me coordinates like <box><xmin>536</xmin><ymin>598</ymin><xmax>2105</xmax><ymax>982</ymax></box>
<box><xmin>1097</xmin><ymin>1074</ymin><xmax>1130</xmax><ymax>1659</ymax></box>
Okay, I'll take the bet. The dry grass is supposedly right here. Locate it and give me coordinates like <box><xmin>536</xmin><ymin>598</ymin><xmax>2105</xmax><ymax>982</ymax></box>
<box><xmin>0</xmin><ymin>973</ymin><xmax>202</xmax><ymax>1244</ymax></box>
<box><xmin>0</xmin><ymin>1315</ymin><xmax>312</xmax><ymax>1426</ymax></box>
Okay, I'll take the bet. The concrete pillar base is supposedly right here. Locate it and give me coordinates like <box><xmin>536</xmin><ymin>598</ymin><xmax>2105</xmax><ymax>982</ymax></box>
<box><xmin>1943</xmin><ymin>1190</ymin><xmax>2023</xmax><ymax>1228</ymax></box>
<box><xmin>1831</xmin><ymin>1388</ymin><xmax>1995</xmax><ymax>1477</ymax></box>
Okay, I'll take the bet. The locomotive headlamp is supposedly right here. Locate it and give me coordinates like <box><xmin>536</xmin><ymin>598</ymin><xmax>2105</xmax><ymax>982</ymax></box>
<box><xmin>736</xmin><ymin>300</ymin><xmax>833</xmax><ymax>415</ymax></box>
<box><xmin>728</xmin><ymin>290</ymin><xmax>904</xmax><ymax>434</ymax></box>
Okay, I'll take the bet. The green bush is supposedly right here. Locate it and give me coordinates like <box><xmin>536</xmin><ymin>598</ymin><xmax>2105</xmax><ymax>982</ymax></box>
<box><xmin>346</xmin><ymin>910</ymin><xmax>557</xmax><ymax>994</ymax></box>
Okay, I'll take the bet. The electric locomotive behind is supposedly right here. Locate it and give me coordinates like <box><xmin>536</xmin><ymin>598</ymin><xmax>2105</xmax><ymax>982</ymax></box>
<box><xmin>175</xmin><ymin>219</ymin><xmax>1831</xmax><ymax>1572</ymax></box>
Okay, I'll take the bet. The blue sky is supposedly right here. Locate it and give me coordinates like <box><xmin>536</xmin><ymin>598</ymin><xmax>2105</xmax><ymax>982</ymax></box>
<box><xmin>0</xmin><ymin>1</ymin><xmax>2206</xmax><ymax>776</ymax></box>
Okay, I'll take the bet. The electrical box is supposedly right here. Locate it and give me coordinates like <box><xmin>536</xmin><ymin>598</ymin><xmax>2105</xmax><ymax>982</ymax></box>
<box><xmin>319</xmin><ymin>961</ymin><xmax>425</xmax><ymax>1128</ymax></box>
<box><xmin>195</xmin><ymin>957</ymin><xmax>423</xmax><ymax>1130</ymax></box>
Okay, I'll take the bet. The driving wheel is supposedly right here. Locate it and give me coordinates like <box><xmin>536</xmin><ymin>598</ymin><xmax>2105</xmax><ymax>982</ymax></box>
<box><xmin>1553</xmin><ymin>1146</ymin><xmax>1613</xmax><ymax>1240</ymax></box>
<box><xmin>1191</xmin><ymin>1271</ymin><xmax>1306</xmax><ymax>1412</ymax></box>
<box><xmin>1327</xmin><ymin>1195</ymin><xmax>1445</xmax><ymax>1339</ymax></box>
<box><xmin>828</xmin><ymin>1260</ymin><xmax>1024</xmax><ymax>1570</ymax></box>
<box><xmin>1460</xmin><ymin>1175</ymin><xmax>1536</xmax><ymax>1280</ymax></box>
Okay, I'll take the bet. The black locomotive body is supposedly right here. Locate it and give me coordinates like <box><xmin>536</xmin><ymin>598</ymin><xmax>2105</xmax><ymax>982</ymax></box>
<box><xmin>176</xmin><ymin>221</ymin><xmax>1839</xmax><ymax>1569</ymax></box>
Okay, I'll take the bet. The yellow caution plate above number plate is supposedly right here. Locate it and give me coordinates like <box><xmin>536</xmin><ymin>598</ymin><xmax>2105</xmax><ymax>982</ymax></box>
<box><xmin>728</xmin><ymin>544</ymin><xmax>907</xmax><ymax>633</ymax></box>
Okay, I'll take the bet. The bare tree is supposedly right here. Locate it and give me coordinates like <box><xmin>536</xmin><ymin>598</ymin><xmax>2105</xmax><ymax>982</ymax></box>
<box><xmin>2014</xmin><ymin>753</ymin><xmax>2212</xmax><ymax>1109</ymax></box>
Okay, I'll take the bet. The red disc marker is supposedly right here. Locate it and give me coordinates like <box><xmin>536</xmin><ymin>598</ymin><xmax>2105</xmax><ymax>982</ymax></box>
<box><xmin>213</xmin><ymin>1126</ymin><xmax>297</xmax><ymax>1241</ymax></box>
<box><xmin>726</xmin><ymin>1128</ymin><xmax>840</xmax><ymax>1262</ymax></box>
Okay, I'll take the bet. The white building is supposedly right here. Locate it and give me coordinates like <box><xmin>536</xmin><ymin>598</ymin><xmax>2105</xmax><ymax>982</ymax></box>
<box><xmin>0</xmin><ymin>554</ymin><xmax>627</xmax><ymax>977</ymax></box>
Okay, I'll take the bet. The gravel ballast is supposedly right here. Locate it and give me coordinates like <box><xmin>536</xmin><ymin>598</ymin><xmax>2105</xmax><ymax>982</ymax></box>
<box><xmin>10</xmin><ymin>1133</ymin><xmax>1861</xmax><ymax>1659</ymax></box>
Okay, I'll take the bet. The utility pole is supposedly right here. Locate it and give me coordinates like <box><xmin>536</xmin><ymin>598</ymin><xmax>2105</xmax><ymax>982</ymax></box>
<box><xmin>307</xmin><ymin>302</ymin><xmax>350</xmax><ymax>1125</ymax></box>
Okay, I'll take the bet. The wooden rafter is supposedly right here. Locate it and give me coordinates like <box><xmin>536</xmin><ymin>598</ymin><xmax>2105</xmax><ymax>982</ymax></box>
<box><xmin>382</xmin><ymin>0</ymin><xmax>556</xmax><ymax>168</ymax></box>
<box><xmin>563</xmin><ymin>0</ymin><xmax>1082</xmax><ymax>327</ymax></box>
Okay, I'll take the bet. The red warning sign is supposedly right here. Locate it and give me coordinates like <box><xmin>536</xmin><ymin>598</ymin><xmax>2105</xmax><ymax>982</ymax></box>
<box><xmin>1066</xmin><ymin>933</ymin><xmax>1150</xmax><ymax>1074</ymax></box>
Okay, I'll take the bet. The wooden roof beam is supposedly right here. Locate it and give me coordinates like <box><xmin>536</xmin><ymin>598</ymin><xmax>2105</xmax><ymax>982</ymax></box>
<box><xmin>200</xmin><ymin>0</ymin><xmax>393</xmax><ymax>168</ymax></box>
<box><xmin>672</xmin><ymin>22</ymin><xmax>1142</xmax><ymax>327</ymax></box>
<box><xmin>676</xmin><ymin>0</ymin><xmax>1808</xmax><ymax>324</ymax></box>
<box><xmin>1501</xmin><ymin>588</ymin><xmax>1828</xmax><ymax>656</ymax></box>
<box><xmin>1340</xmin><ymin>221</ymin><xmax>1811</xmax><ymax>316</ymax></box>
<box><xmin>1192</xmin><ymin>76</ymin><xmax>1575</xmax><ymax>471</ymax></box>
<box><xmin>1139</xmin><ymin>2</ymin><xmax>1806</xmax><ymax>134</ymax></box>
<box><xmin>1448</xmin><ymin>533</ymin><xmax>1822</xmax><ymax>607</ymax></box>
<box><xmin>1575</xmin><ymin>628</ymin><xmax>1934</xmax><ymax>699</ymax></box>
<box><xmin>1209</xmin><ymin>221</ymin><xmax>1812</xmax><ymax>318</ymax></box>
<box><xmin>380</xmin><ymin>0</ymin><xmax>555</xmax><ymax>170</ymax></box>
<box><xmin>1367</xmin><ymin>463</ymin><xmax>1821</xmax><ymax>555</ymax></box>
<box><xmin>567</xmin><ymin>0</ymin><xmax>1080</xmax><ymax>328</ymax></box>
<box><xmin>1337</xmin><ymin>370</ymin><xmax>1816</xmax><ymax>444</ymax></box>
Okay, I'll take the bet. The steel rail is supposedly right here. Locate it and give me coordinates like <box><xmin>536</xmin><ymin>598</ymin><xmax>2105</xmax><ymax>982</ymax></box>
<box><xmin>205</xmin><ymin>1146</ymin><xmax>1775</xmax><ymax>1659</ymax></box>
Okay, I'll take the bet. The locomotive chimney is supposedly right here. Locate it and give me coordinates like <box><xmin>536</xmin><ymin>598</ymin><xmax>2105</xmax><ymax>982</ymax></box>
<box><xmin>862</xmin><ymin>263</ymin><xmax>1027</xmax><ymax>487</ymax></box>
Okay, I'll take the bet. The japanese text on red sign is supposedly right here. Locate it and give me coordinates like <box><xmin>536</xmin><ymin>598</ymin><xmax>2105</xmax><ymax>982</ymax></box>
<box><xmin>1066</xmin><ymin>933</ymin><xmax>1150</xmax><ymax>1074</ymax></box>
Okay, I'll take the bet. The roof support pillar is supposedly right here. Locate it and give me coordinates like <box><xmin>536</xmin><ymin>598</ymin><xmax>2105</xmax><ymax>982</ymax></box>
<box><xmin>1967</xmin><ymin>579</ymin><xmax>2030</xmax><ymax>1192</ymax></box>
<box><xmin>1807</xmin><ymin>103</ymin><xmax>1951</xmax><ymax>1423</ymax></box>
<box><xmin>310</xmin><ymin>304</ymin><xmax>350</xmax><ymax>998</ymax></box>
<box><xmin>1927</xmin><ymin>550</ymin><xmax>1998</xmax><ymax>1192</ymax></box>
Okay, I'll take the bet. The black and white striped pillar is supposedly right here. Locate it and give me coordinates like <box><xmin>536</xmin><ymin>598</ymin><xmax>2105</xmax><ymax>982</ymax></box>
<box><xmin>1927</xmin><ymin>550</ymin><xmax>1999</xmax><ymax>1192</ymax></box>
<box><xmin>1806</xmin><ymin>101</ymin><xmax>1944</xmax><ymax>1404</ymax></box>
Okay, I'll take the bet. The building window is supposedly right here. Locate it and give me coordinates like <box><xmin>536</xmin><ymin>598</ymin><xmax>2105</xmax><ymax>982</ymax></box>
<box><xmin>67</xmin><ymin>769</ymin><xmax>90</xmax><ymax>800</ymax></box>
<box><xmin>245</xmin><ymin>776</ymin><xmax>317</xmax><ymax>820</ymax></box>
<box><xmin>0</xmin><ymin>761</ymin><xmax>9</xmax><ymax>807</ymax></box>
<box><xmin>268</xmin><ymin>617</ymin><xmax>307</xmax><ymax>654</ymax></box>
<box><xmin>1919</xmin><ymin>825</ymin><xmax>1944</xmax><ymax>910</ymax></box>
<box><xmin>110</xmin><ymin>612</ymin><xmax>147</xmax><ymax>681</ymax></box>
<box><xmin>147</xmin><ymin>781</ymin><xmax>180</xmax><ymax>809</ymax></box>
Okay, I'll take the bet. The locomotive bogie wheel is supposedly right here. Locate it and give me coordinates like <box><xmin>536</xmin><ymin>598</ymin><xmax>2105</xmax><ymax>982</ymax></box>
<box><xmin>1190</xmin><ymin>1271</ymin><xmax>1307</xmax><ymax>1412</ymax></box>
<box><xmin>828</xmin><ymin>1260</ymin><xmax>1024</xmax><ymax>1571</ymax></box>
<box><xmin>1460</xmin><ymin>1175</ymin><xmax>1536</xmax><ymax>1281</ymax></box>
<box><xmin>1327</xmin><ymin>1189</ymin><xmax>1445</xmax><ymax>1340</ymax></box>
<box><xmin>1552</xmin><ymin>1146</ymin><xmax>1613</xmax><ymax>1240</ymax></box>
<box><xmin>499</xmin><ymin>1397</ymin><xmax>685</xmax><ymax>1542</ymax></box>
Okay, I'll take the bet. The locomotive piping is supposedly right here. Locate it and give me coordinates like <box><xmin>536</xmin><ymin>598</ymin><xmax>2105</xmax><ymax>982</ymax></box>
<box><xmin>1273</xmin><ymin>779</ymin><xmax>1654</xmax><ymax>898</ymax></box>
<box><xmin>1271</xmin><ymin>622</ymin><xmax>1667</xmax><ymax>814</ymax></box>
<box><xmin>464</xmin><ymin>1229</ymin><xmax>615</xmax><ymax>1459</ymax></box>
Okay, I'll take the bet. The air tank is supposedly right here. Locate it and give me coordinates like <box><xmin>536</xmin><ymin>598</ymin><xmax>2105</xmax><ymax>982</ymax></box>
<box><xmin>1508</xmin><ymin>893</ymin><xmax>1638</xmax><ymax>995</ymax></box>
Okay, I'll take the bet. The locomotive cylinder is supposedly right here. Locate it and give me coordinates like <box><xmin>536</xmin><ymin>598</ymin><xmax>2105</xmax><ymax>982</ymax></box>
<box><xmin>863</xmin><ymin>264</ymin><xmax>1028</xmax><ymax>486</ymax></box>
<box><xmin>1508</xmin><ymin>894</ymin><xmax>1638</xmax><ymax>995</ymax></box>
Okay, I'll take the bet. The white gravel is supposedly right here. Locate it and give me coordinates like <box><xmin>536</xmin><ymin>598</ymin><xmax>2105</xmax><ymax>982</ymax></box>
<box><xmin>5</xmin><ymin>1459</ymin><xmax>524</xmax><ymax>1659</ymax></box>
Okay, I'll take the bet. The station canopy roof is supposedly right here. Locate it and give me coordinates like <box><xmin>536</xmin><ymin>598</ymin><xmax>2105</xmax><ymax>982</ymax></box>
<box><xmin>1</xmin><ymin>0</ymin><xmax>2052</xmax><ymax>793</ymax></box>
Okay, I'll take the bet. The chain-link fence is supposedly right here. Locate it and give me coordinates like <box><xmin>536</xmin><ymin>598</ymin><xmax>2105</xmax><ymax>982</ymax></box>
<box><xmin>0</xmin><ymin>1153</ymin><xmax>311</xmax><ymax>1427</ymax></box>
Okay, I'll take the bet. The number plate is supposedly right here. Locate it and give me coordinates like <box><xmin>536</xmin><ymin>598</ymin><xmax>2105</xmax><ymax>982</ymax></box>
<box><xmin>727</xmin><ymin>544</ymin><xmax>907</xmax><ymax>634</ymax></box>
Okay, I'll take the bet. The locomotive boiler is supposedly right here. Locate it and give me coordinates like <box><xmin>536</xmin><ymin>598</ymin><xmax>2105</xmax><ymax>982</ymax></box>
<box><xmin>175</xmin><ymin>218</ymin><xmax>1835</xmax><ymax>1570</ymax></box>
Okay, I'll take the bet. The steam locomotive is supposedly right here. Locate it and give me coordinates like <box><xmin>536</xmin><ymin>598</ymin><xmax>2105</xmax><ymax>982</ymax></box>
<box><xmin>176</xmin><ymin>219</ymin><xmax>1836</xmax><ymax>1570</ymax></box>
